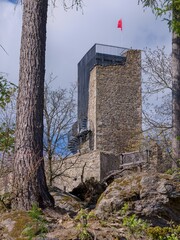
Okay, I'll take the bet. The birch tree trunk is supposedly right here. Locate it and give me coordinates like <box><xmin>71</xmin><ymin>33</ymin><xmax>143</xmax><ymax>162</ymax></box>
<box><xmin>172</xmin><ymin>31</ymin><xmax>180</xmax><ymax>167</ymax></box>
<box><xmin>12</xmin><ymin>0</ymin><xmax>54</xmax><ymax>210</ymax></box>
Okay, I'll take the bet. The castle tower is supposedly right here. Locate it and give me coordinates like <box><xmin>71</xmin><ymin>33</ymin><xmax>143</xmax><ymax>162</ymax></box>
<box><xmin>68</xmin><ymin>43</ymin><xmax>142</xmax><ymax>155</ymax></box>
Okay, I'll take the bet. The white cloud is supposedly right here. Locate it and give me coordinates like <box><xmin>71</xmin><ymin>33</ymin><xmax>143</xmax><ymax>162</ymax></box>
<box><xmin>0</xmin><ymin>0</ymin><xmax>171</xmax><ymax>88</ymax></box>
<box><xmin>0</xmin><ymin>2</ymin><xmax>21</xmax><ymax>84</ymax></box>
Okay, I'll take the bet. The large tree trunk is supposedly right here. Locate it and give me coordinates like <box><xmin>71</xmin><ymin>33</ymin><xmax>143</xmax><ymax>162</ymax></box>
<box><xmin>172</xmin><ymin>31</ymin><xmax>180</xmax><ymax>167</ymax></box>
<box><xmin>12</xmin><ymin>0</ymin><xmax>54</xmax><ymax>210</ymax></box>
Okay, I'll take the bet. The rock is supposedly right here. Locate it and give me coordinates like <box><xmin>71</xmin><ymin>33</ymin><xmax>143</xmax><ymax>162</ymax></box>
<box><xmin>0</xmin><ymin>193</ymin><xmax>12</xmax><ymax>211</ymax></box>
<box><xmin>70</xmin><ymin>177</ymin><xmax>106</xmax><ymax>208</ymax></box>
<box><xmin>0</xmin><ymin>211</ymin><xmax>33</xmax><ymax>239</ymax></box>
<box><xmin>1</xmin><ymin>218</ymin><xmax>15</xmax><ymax>232</ymax></box>
<box><xmin>35</xmin><ymin>238</ymin><xmax>59</xmax><ymax>240</ymax></box>
<box><xmin>0</xmin><ymin>172</ymin><xmax>13</xmax><ymax>196</ymax></box>
<box><xmin>95</xmin><ymin>172</ymin><xmax>180</xmax><ymax>226</ymax></box>
<box><xmin>0</xmin><ymin>201</ymin><xmax>6</xmax><ymax>213</ymax></box>
<box><xmin>49</xmin><ymin>186</ymin><xmax>83</xmax><ymax>215</ymax></box>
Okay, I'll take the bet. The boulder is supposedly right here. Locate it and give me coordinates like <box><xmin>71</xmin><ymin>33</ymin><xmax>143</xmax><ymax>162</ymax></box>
<box><xmin>70</xmin><ymin>177</ymin><xmax>106</xmax><ymax>208</ymax></box>
<box><xmin>95</xmin><ymin>172</ymin><xmax>180</xmax><ymax>226</ymax></box>
<box><xmin>49</xmin><ymin>186</ymin><xmax>83</xmax><ymax>215</ymax></box>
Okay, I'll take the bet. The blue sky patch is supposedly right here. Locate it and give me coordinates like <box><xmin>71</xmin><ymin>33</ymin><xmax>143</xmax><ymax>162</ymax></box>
<box><xmin>7</xmin><ymin>0</ymin><xmax>17</xmax><ymax>4</ymax></box>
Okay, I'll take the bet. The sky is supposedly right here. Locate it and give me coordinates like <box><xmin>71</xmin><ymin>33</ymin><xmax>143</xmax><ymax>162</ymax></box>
<box><xmin>0</xmin><ymin>0</ymin><xmax>172</xmax><ymax>89</ymax></box>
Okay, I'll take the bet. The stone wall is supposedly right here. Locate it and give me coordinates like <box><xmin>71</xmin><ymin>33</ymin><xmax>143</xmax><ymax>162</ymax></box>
<box><xmin>99</xmin><ymin>152</ymin><xmax>120</xmax><ymax>179</ymax></box>
<box><xmin>147</xmin><ymin>144</ymin><xmax>172</xmax><ymax>173</ymax></box>
<box><xmin>0</xmin><ymin>148</ymin><xmax>172</xmax><ymax>194</ymax></box>
<box><xmin>53</xmin><ymin>148</ymin><xmax>171</xmax><ymax>192</ymax></box>
<box><xmin>87</xmin><ymin>50</ymin><xmax>142</xmax><ymax>155</ymax></box>
<box><xmin>53</xmin><ymin>150</ymin><xmax>101</xmax><ymax>192</ymax></box>
<box><xmin>53</xmin><ymin>150</ymin><xmax>124</xmax><ymax>192</ymax></box>
<box><xmin>88</xmin><ymin>67</ymin><xmax>97</xmax><ymax>151</ymax></box>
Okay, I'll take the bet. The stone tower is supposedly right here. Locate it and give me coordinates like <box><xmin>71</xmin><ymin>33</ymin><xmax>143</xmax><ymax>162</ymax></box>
<box><xmin>68</xmin><ymin>43</ymin><xmax>142</xmax><ymax>155</ymax></box>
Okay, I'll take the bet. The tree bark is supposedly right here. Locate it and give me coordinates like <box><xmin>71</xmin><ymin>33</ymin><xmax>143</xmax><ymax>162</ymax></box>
<box><xmin>12</xmin><ymin>0</ymin><xmax>54</xmax><ymax>210</ymax></box>
<box><xmin>48</xmin><ymin>152</ymin><xmax>53</xmax><ymax>187</ymax></box>
<box><xmin>172</xmin><ymin>31</ymin><xmax>180</xmax><ymax>167</ymax></box>
<box><xmin>172</xmin><ymin>1</ymin><xmax>180</xmax><ymax>167</ymax></box>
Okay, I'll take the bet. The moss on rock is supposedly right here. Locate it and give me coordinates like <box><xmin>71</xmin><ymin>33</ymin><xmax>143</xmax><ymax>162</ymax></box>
<box><xmin>1</xmin><ymin>211</ymin><xmax>32</xmax><ymax>239</ymax></box>
<box><xmin>95</xmin><ymin>172</ymin><xmax>180</xmax><ymax>226</ymax></box>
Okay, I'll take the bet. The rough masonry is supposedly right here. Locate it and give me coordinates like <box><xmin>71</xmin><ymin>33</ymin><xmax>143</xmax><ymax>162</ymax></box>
<box><xmin>58</xmin><ymin>44</ymin><xmax>143</xmax><ymax>191</ymax></box>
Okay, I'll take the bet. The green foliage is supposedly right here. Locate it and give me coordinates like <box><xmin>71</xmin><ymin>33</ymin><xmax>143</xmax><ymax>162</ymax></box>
<box><xmin>119</xmin><ymin>203</ymin><xmax>148</xmax><ymax>237</ymax></box>
<box><xmin>176</xmin><ymin>136</ymin><xmax>180</xmax><ymax>141</ymax></box>
<box><xmin>119</xmin><ymin>202</ymin><xmax>129</xmax><ymax>216</ymax></box>
<box><xmin>122</xmin><ymin>214</ymin><xmax>148</xmax><ymax>235</ymax></box>
<box><xmin>0</xmin><ymin>122</ymin><xmax>15</xmax><ymax>153</ymax></box>
<box><xmin>99</xmin><ymin>220</ymin><xmax>108</xmax><ymax>227</ymax></box>
<box><xmin>28</xmin><ymin>203</ymin><xmax>44</xmax><ymax>221</ymax></box>
<box><xmin>0</xmin><ymin>76</ymin><xmax>16</xmax><ymax>154</ymax></box>
<box><xmin>139</xmin><ymin>0</ymin><xmax>180</xmax><ymax>35</ymax></box>
<box><xmin>139</xmin><ymin>0</ymin><xmax>159</xmax><ymax>8</ymax></box>
<box><xmin>3</xmin><ymin>211</ymin><xmax>32</xmax><ymax>239</ymax></box>
<box><xmin>0</xmin><ymin>75</ymin><xmax>17</xmax><ymax>109</ymax></box>
<box><xmin>172</xmin><ymin>0</ymin><xmax>180</xmax><ymax>35</ymax></box>
<box><xmin>119</xmin><ymin>204</ymin><xmax>180</xmax><ymax>239</ymax></box>
<box><xmin>147</xmin><ymin>225</ymin><xmax>180</xmax><ymax>240</ymax></box>
<box><xmin>22</xmin><ymin>204</ymin><xmax>48</xmax><ymax>240</ymax></box>
<box><xmin>166</xmin><ymin>167</ymin><xmax>180</xmax><ymax>174</ymax></box>
<box><xmin>75</xmin><ymin>209</ymin><xmax>95</xmax><ymax>240</ymax></box>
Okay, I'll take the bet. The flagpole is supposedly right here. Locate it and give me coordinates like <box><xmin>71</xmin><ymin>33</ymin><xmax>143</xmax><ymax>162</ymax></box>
<box><xmin>117</xmin><ymin>19</ymin><xmax>123</xmax><ymax>47</ymax></box>
<box><xmin>121</xmin><ymin>31</ymin><xmax>123</xmax><ymax>47</ymax></box>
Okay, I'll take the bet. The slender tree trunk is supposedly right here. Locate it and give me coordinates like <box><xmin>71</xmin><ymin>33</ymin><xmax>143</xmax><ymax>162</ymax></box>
<box><xmin>12</xmin><ymin>0</ymin><xmax>54</xmax><ymax>210</ymax></box>
<box><xmin>48</xmin><ymin>152</ymin><xmax>53</xmax><ymax>186</ymax></box>
<box><xmin>47</xmin><ymin>134</ymin><xmax>53</xmax><ymax>186</ymax></box>
<box><xmin>172</xmin><ymin>31</ymin><xmax>180</xmax><ymax>167</ymax></box>
<box><xmin>172</xmin><ymin>2</ymin><xmax>180</xmax><ymax>167</ymax></box>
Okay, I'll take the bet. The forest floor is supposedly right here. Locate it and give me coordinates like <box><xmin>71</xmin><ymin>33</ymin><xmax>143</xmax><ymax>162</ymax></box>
<box><xmin>0</xmin><ymin>171</ymin><xmax>180</xmax><ymax>240</ymax></box>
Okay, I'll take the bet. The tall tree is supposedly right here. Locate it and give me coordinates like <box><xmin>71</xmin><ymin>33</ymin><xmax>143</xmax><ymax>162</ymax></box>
<box><xmin>139</xmin><ymin>0</ymin><xmax>180</xmax><ymax>166</ymax></box>
<box><xmin>12</xmin><ymin>0</ymin><xmax>83</xmax><ymax>210</ymax></box>
<box><xmin>12</xmin><ymin>0</ymin><xmax>54</xmax><ymax>210</ymax></box>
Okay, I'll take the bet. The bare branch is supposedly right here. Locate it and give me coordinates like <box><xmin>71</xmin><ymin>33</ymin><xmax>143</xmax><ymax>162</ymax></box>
<box><xmin>0</xmin><ymin>44</ymin><xmax>8</xmax><ymax>55</ymax></box>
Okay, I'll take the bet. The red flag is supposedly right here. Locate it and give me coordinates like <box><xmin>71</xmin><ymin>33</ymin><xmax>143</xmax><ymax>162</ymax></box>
<box><xmin>117</xmin><ymin>19</ymin><xmax>122</xmax><ymax>31</ymax></box>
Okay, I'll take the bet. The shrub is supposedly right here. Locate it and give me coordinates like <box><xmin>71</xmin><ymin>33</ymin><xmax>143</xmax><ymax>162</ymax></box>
<box><xmin>147</xmin><ymin>225</ymin><xmax>180</xmax><ymax>240</ymax></box>
<box><xmin>122</xmin><ymin>214</ymin><xmax>148</xmax><ymax>235</ymax></box>
<box><xmin>75</xmin><ymin>209</ymin><xmax>95</xmax><ymax>240</ymax></box>
<box><xmin>22</xmin><ymin>204</ymin><xmax>48</xmax><ymax>240</ymax></box>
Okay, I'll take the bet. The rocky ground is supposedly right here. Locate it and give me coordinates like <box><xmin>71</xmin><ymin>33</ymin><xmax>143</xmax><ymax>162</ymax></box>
<box><xmin>0</xmin><ymin>170</ymin><xmax>180</xmax><ymax>240</ymax></box>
